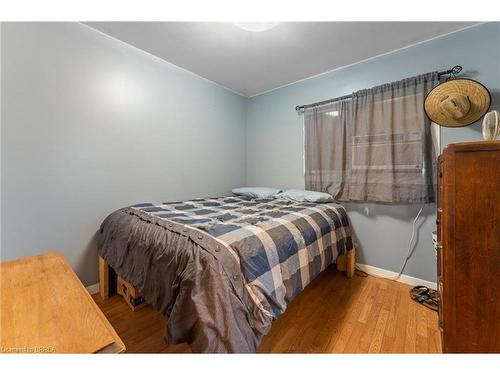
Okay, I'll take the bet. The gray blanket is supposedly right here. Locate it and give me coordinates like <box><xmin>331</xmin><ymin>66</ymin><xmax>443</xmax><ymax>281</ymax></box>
<box><xmin>97</xmin><ymin>196</ymin><xmax>353</xmax><ymax>353</ymax></box>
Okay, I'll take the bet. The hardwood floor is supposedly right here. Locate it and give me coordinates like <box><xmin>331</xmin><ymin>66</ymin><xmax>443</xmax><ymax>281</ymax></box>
<box><xmin>92</xmin><ymin>268</ymin><xmax>441</xmax><ymax>353</ymax></box>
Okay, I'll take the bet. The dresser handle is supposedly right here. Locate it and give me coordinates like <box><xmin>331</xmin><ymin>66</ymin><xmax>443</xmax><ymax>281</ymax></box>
<box><xmin>437</xmin><ymin>208</ymin><xmax>443</xmax><ymax>213</ymax></box>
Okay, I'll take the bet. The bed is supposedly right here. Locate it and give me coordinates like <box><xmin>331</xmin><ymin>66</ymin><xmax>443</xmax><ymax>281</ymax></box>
<box><xmin>96</xmin><ymin>195</ymin><xmax>355</xmax><ymax>353</ymax></box>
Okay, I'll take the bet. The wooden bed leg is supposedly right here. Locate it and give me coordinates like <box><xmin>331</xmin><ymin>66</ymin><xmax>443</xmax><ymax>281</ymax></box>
<box><xmin>346</xmin><ymin>248</ymin><xmax>355</xmax><ymax>278</ymax></box>
<box><xmin>99</xmin><ymin>256</ymin><xmax>110</xmax><ymax>300</ymax></box>
<box><xmin>337</xmin><ymin>248</ymin><xmax>356</xmax><ymax>278</ymax></box>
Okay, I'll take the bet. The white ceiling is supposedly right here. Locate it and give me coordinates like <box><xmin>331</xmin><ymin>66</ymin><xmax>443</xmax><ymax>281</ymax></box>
<box><xmin>86</xmin><ymin>22</ymin><xmax>478</xmax><ymax>97</ymax></box>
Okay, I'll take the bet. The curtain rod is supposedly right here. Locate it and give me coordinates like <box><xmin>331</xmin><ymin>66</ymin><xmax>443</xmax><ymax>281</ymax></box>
<box><xmin>295</xmin><ymin>65</ymin><xmax>462</xmax><ymax>113</ymax></box>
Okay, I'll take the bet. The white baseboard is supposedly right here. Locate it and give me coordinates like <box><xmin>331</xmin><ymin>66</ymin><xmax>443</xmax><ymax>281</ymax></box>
<box><xmin>356</xmin><ymin>263</ymin><xmax>437</xmax><ymax>290</ymax></box>
<box><xmin>84</xmin><ymin>266</ymin><xmax>436</xmax><ymax>295</ymax></box>
<box><xmin>86</xmin><ymin>283</ymin><xmax>99</xmax><ymax>295</ymax></box>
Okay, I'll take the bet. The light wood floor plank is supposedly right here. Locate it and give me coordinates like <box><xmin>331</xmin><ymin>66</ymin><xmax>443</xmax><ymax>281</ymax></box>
<box><xmin>92</xmin><ymin>268</ymin><xmax>441</xmax><ymax>353</ymax></box>
<box><xmin>404</xmin><ymin>286</ymin><xmax>418</xmax><ymax>353</ymax></box>
<box><xmin>368</xmin><ymin>308</ymin><xmax>390</xmax><ymax>353</ymax></box>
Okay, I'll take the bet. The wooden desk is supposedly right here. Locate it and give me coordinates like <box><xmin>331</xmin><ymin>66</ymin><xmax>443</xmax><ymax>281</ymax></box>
<box><xmin>0</xmin><ymin>252</ymin><xmax>125</xmax><ymax>353</ymax></box>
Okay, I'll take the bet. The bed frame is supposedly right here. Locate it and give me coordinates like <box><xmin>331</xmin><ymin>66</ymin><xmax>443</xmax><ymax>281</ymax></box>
<box><xmin>99</xmin><ymin>248</ymin><xmax>356</xmax><ymax>300</ymax></box>
<box><xmin>336</xmin><ymin>249</ymin><xmax>356</xmax><ymax>279</ymax></box>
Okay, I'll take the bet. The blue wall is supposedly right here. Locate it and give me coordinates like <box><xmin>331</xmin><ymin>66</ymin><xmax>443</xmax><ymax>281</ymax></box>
<box><xmin>1</xmin><ymin>23</ymin><xmax>247</xmax><ymax>285</ymax></box>
<box><xmin>2</xmin><ymin>22</ymin><xmax>498</xmax><ymax>286</ymax></box>
<box><xmin>246</xmin><ymin>22</ymin><xmax>500</xmax><ymax>282</ymax></box>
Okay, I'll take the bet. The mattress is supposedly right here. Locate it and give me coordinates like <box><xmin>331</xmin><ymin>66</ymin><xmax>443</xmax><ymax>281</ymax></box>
<box><xmin>97</xmin><ymin>195</ymin><xmax>353</xmax><ymax>353</ymax></box>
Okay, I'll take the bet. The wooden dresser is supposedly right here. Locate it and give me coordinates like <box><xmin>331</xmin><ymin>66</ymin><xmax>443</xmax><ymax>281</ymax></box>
<box><xmin>0</xmin><ymin>252</ymin><xmax>125</xmax><ymax>353</ymax></box>
<box><xmin>437</xmin><ymin>141</ymin><xmax>500</xmax><ymax>353</ymax></box>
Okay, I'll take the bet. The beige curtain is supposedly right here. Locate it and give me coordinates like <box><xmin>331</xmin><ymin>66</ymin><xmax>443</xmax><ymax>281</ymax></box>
<box><xmin>304</xmin><ymin>72</ymin><xmax>439</xmax><ymax>204</ymax></box>
<box><xmin>304</xmin><ymin>98</ymin><xmax>352</xmax><ymax>201</ymax></box>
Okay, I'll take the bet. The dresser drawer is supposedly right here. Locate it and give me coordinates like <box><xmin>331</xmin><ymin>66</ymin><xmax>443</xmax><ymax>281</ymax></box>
<box><xmin>438</xmin><ymin>141</ymin><xmax>500</xmax><ymax>353</ymax></box>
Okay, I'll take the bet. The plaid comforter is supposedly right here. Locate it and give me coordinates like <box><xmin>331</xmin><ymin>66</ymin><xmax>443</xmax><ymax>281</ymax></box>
<box><xmin>132</xmin><ymin>196</ymin><xmax>353</xmax><ymax>321</ymax></box>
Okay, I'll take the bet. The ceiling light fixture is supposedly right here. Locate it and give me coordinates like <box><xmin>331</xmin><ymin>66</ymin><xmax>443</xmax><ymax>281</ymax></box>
<box><xmin>234</xmin><ymin>22</ymin><xmax>279</xmax><ymax>32</ymax></box>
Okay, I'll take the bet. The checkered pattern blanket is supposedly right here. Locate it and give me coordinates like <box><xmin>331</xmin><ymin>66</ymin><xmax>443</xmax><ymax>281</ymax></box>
<box><xmin>132</xmin><ymin>196</ymin><xmax>353</xmax><ymax>319</ymax></box>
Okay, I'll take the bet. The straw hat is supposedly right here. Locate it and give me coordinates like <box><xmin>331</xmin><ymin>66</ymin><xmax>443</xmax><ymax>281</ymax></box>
<box><xmin>424</xmin><ymin>78</ymin><xmax>491</xmax><ymax>127</ymax></box>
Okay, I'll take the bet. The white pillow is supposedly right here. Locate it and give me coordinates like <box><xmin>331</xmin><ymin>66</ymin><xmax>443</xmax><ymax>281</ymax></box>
<box><xmin>276</xmin><ymin>189</ymin><xmax>334</xmax><ymax>203</ymax></box>
<box><xmin>232</xmin><ymin>187</ymin><xmax>282</xmax><ymax>199</ymax></box>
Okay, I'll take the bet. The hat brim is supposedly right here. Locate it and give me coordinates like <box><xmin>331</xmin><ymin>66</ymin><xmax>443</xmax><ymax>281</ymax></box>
<box><xmin>424</xmin><ymin>78</ymin><xmax>491</xmax><ymax>127</ymax></box>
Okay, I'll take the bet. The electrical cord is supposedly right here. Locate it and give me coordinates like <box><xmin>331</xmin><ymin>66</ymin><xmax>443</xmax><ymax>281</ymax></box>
<box><xmin>355</xmin><ymin>202</ymin><xmax>426</xmax><ymax>281</ymax></box>
<box><xmin>395</xmin><ymin>202</ymin><xmax>426</xmax><ymax>279</ymax></box>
